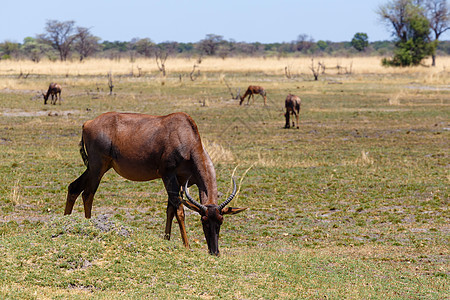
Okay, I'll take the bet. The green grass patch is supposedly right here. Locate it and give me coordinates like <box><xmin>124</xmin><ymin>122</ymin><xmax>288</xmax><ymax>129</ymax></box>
<box><xmin>0</xmin><ymin>72</ymin><xmax>448</xmax><ymax>298</ymax></box>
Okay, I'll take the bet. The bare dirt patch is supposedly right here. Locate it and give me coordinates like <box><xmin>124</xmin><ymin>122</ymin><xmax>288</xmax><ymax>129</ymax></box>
<box><xmin>1</xmin><ymin>109</ymin><xmax>80</xmax><ymax>117</ymax></box>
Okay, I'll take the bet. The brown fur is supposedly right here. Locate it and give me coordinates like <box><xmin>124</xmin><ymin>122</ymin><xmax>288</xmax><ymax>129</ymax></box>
<box><xmin>239</xmin><ymin>85</ymin><xmax>267</xmax><ymax>106</ymax></box>
<box><xmin>65</xmin><ymin>112</ymin><xmax>246</xmax><ymax>255</ymax></box>
<box><xmin>43</xmin><ymin>83</ymin><xmax>62</xmax><ymax>105</ymax></box>
<box><xmin>284</xmin><ymin>94</ymin><xmax>301</xmax><ymax>129</ymax></box>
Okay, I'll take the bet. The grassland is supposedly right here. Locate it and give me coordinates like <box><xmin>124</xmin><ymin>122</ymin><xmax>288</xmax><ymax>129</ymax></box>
<box><xmin>0</xmin><ymin>57</ymin><xmax>449</xmax><ymax>299</ymax></box>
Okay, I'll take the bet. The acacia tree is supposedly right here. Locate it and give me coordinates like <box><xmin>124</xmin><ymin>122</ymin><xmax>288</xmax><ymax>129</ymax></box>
<box><xmin>134</xmin><ymin>38</ymin><xmax>155</xmax><ymax>57</ymax></box>
<box><xmin>41</xmin><ymin>20</ymin><xmax>78</xmax><ymax>61</ymax></box>
<box><xmin>295</xmin><ymin>34</ymin><xmax>315</xmax><ymax>53</ymax></box>
<box><xmin>198</xmin><ymin>34</ymin><xmax>224</xmax><ymax>56</ymax></box>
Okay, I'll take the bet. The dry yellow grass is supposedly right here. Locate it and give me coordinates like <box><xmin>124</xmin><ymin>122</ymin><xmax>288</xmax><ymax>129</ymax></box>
<box><xmin>1</xmin><ymin>56</ymin><xmax>449</xmax><ymax>77</ymax></box>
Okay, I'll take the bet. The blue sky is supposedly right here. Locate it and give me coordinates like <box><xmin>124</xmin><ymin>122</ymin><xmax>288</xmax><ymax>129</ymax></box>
<box><xmin>1</xmin><ymin>0</ymin><xmax>449</xmax><ymax>44</ymax></box>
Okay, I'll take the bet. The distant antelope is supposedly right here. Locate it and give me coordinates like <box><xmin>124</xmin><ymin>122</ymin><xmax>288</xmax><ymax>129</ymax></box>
<box><xmin>284</xmin><ymin>94</ymin><xmax>301</xmax><ymax>129</ymax></box>
<box><xmin>43</xmin><ymin>83</ymin><xmax>62</xmax><ymax>105</ymax></box>
<box><xmin>239</xmin><ymin>85</ymin><xmax>267</xmax><ymax>106</ymax></box>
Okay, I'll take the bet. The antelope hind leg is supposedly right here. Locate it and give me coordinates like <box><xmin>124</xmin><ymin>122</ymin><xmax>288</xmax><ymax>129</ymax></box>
<box><xmin>81</xmin><ymin>163</ymin><xmax>109</xmax><ymax>219</ymax></box>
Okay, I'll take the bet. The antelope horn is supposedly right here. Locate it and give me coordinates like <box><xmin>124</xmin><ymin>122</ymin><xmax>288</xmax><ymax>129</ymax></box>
<box><xmin>218</xmin><ymin>177</ymin><xmax>237</xmax><ymax>211</ymax></box>
<box><xmin>184</xmin><ymin>180</ymin><xmax>207</xmax><ymax>212</ymax></box>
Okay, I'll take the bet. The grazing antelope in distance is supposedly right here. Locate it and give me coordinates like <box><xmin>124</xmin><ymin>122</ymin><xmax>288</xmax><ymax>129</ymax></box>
<box><xmin>64</xmin><ymin>112</ymin><xmax>246</xmax><ymax>255</ymax></box>
<box><xmin>43</xmin><ymin>83</ymin><xmax>62</xmax><ymax>105</ymax></box>
<box><xmin>239</xmin><ymin>85</ymin><xmax>267</xmax><ymax>106</ymax></box>
<box><xmin>284</xmin><ymin>94</ymin><xmax>301</xmax><ymax>129</ymax></box>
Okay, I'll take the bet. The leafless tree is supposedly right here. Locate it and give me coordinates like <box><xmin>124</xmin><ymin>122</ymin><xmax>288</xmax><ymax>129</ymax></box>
<box><xmin>108</xmin><ymin>72</ymin><xmax>114</xmax><ymax>95</ymax></box>
<box><xmin>285</xmin><ymin>66</ymin><xmax>292</xmax><ymax>79</ymax></box>
<box><xmin>310</xmin><ymin>58</ymin><xmax>324</xmax><ymax>81</ymax></box>
<box><xmin>41</xmin><ymin>20</ymin><xmax>78</xmax><ymax>61</ymax></box>
<box><xmin>74</xmin><ymin>27</ymin><xmax>100</xmax><ymax>61</ymax></box>
<box><xmin>155</xmin><ymin>48</ymin><xmax>168</xmax><ymax>76</ymax></box>
<box><xmin>188</xmin><ymin>56</ymin><xmax>202</xmax><ymax>81</ymax></box>
<box><xmin>424</xmin><ymin>0</ymin><xmax>450</xmax><ymax>65</ymax></box>
<box><xmin>190</xmin><ymin>64</ymin><xmax>200</xmax><ymax>81</ymax></box>
<box><xmin>223</xmin><ymin>78</ymin><xmax>240</xmax><ymax>100</ymax></box>
<box><xmin>378</xmin><ymin>0</ymin><xmax>413</xmax><ymax>42</ymax></box>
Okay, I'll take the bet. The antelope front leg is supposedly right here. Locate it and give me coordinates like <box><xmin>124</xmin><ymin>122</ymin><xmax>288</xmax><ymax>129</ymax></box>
<box><xmin>164</xmin><ymin>203</ymin><xmax>175</xmax><ymax>240</ymax></box>
<box><xmin>175</xmin><ymin>204</ymin><xmax>190</xmax><ymax>248</ymax></box>
<box><xmin>284</xmin><ymin>112</ymin><xmax>290</xmax><ymax>128</ymax></box>
<box><xmin>163</xmin><ymin>174</ymin><xmax>190</xmax><ymax>248</ymax></box>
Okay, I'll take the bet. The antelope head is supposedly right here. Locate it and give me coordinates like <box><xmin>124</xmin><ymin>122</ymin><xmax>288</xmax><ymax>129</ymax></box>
<box><xmin>183</xmin><ymin>178</ymin><xmax>246</xmax><ymax>255</ymax></box>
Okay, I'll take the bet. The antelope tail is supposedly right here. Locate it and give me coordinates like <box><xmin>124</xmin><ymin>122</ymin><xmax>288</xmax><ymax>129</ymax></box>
<box><xmin>79</xmin><ymin>137</ymin><xmax>89</xmax><ymax>168</ymax></box>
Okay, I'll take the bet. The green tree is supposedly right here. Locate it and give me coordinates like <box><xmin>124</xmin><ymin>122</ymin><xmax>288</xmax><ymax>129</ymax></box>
<box><xmin>378</xmin><ymin>0</ymin><xmax>434</xmax><ymax>66</ymax></box>
<box><xmin>0</xmin><ymin>40</ymin><xmax>20</xmax><ymax>59</ymax></box>
<box><xmin>317</xmin><ymin>40</ymin><xmax>328</xmax><ymax>51</ymax></box>
<box><xmin>21</xmin><ymin>37</ymin><xmax>52</xmax><ymax>62</ymax></box>
<box><xmin>351</xmin><ymin>33</ymin><xmax>369</xmax><ymax>51</ymax></box>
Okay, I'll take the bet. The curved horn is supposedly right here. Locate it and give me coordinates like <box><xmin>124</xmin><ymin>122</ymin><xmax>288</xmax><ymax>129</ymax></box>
<box><xmin>184</xmin><ymin>180</ymin><xmax>207</xmax><ymax>212</ymax></box>
<box><xmin>218</xmin><ymin>177</ymin><xmax>237</xmax><ymax>211</ymax></box>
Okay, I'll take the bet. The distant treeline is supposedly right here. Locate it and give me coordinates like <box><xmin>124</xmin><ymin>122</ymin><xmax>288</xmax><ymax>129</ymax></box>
<box><xmin>1</xmin><ymin>30</ymin><xmax>449</xmax><ymax>62</ymax></box>
<box><xmin>99</xmin><ymin>39</ymin><xmax>450</xmax><ymax>59</ymax></box>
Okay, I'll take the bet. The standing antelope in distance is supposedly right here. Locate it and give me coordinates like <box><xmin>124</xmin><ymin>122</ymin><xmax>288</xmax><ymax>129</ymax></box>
<box><xmin>239</xmin><ymin>85</ymin><xmax>267</xmax><ymax>106</ymax></box>
<box><xmin>284</xmin><ymin>94</ymin><xmax>301</xmax><ymax>129</ymax></box>
<box><xmin>64</xmin><ymin>111</ymin><xmax>246</xmax><ymax>255</ymax></box>
<box><xmin>43</xmin><ymin>83</ymin><xmax>62</xmax><ymax>105</ymax></box>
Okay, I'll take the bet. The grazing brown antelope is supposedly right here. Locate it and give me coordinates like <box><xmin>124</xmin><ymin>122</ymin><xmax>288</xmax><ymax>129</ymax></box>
<box><xmin>43</xmin><ymin>83</ymin><xmax>62</xmax><ymax>105</ymax></box>
<box><xmin>64</xmin><ymin>112</ymin><xmax>246</xmax><ymax>255</ymax></box>
<box><xmin>284</xmin><ymin>94</ymin><xmax>301</xmax><ymax>129</ymax></box>
<box><xmin>239</xmin><ymin>85</ymin><xmax>267</xmax><ymax>106</ymax></box>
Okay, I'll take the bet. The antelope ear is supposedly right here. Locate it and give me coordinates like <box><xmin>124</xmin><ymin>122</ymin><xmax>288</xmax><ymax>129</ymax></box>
<box><xmin>221</xmin><ymin>207</ymin><xmax>247</xmax><ymax>215</ymax></box>
<box><xmin>181</xmin><ymin>199</ymin><xmax>203</xmax><ymax>214</ymax></box>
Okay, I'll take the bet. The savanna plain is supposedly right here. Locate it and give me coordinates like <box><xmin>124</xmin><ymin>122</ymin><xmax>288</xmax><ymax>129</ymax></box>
<box><xmin>0</xmin><ymin>57</ymin><xmax>449</xmax><ymax>299</ymax></box>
